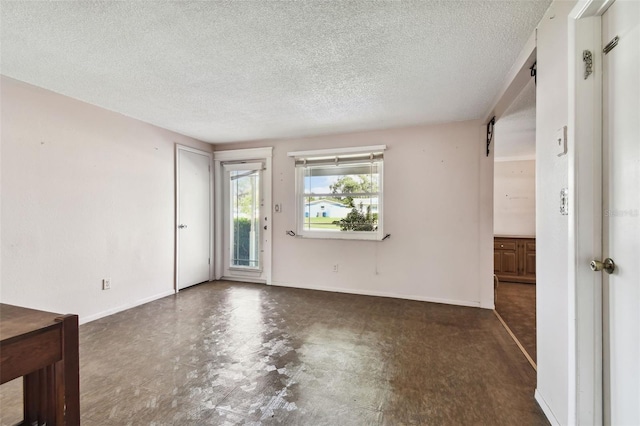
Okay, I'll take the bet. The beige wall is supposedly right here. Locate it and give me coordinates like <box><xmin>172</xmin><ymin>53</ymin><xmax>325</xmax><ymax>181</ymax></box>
<box><xmin>494</xmin><ymin>160</ymin><xmax>536</xmax><ymax>236</ymax></box>
<box><xmin>216</xmin><ymin>120</ymin><xmax>495</xmax><ymax>309</ymax></box>
<box><xmin>0</xmin><ymin>77</ymin><xmax>211</xmax><ymax>322</ymax></box>
<box><xmin>1</xmin><ymin>75</ymin><xmax>495</xmax><ymax>320</ymax></box>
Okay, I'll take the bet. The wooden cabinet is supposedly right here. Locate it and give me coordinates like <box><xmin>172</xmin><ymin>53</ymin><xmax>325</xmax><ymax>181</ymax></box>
<box><xmin>494</xmin><ymin>237</ymin><xmax>536</xmax><ymax>284</ymax></box>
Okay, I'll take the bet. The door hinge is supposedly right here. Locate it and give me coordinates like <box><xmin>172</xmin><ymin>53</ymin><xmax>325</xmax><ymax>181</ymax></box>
<box><xmin>603</xmin><ymin>36</ymin><xmax>619</xmax><ymax>55</ymax></box>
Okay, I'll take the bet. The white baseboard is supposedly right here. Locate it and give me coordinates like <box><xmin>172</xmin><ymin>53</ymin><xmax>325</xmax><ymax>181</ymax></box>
<box><xmin>481</xmin><ymin>301</ymin><xmax>496</xmax><ymax>309</ymax></box>
<box><xmin>79</xmin><ymin>282</ymin><xmax>487</xmax><ymax>325</ymax></box>
<box><xmin>535</xmin><ymin>389</ymin><xmax>561</xmax><ymax>426</ymax></box>
<box><xmin>79</xmin><ymin>289</ymin><xmax>176</xmax><ymax>325</ymax></box>
<box><xmin>269</xmin><ymin>281</ymin><xmax>482</xmax><ymax>308</ymax></box>
<box><xmin>221</xmin><ymin>276</ymin><xmax>266</xmax><ymax>285</ymax></box>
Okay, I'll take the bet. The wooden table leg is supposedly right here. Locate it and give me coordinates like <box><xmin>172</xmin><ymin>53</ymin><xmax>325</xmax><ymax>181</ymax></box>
<box><xmin>56</xmin><ymin>315</ymin><xmax>80</xmax><ymax>425</ymax></box>
<box><xmin>23</xmin><ymin>371</ymin><xmax>40</xmax><ymax>424</ymax></box>
<box><xmin>46</xmin><ymin>364</ymin><xmax>57</xmax><ymax>425</ymax></box>
<box><xmin>38</xmin><ymin>368</ymin><xmax>47</xmax><ymax>426</ymax></box>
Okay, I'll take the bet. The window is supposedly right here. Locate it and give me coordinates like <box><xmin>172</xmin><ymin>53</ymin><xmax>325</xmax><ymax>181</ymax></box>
<box><xmin>288</xmin><ymin>145</ymin><xmax>385</xmax><ymax>240</ymax></box>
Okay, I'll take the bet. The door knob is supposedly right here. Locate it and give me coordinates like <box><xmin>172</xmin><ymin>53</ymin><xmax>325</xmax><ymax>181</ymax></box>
<box><xmin>178</xmin><ymin>224</ymin><xmax>187</xmax><ymax>229</ymax></box>
<box><xmin>590</xmin><ymin>258</ymin><xmax>615</xmax><ymax>274</ymax></box>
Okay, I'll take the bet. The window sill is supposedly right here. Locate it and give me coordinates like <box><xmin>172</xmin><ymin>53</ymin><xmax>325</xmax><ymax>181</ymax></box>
<box><xmin>296</xmin><ymin>230</ymin><xmax>384</xmax><ymax>241</ymax></box>
<box><xmin>228</xmin><ymin>267</ymin><xmax>263</xmax><ymax>273</ymax></box>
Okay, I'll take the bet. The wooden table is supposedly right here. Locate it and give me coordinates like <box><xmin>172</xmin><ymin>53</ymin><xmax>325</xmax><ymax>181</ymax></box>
<box><xmin>0</xmin><ymin>304</ymin><xmax>80</xmax><ymax>425</ymax></box>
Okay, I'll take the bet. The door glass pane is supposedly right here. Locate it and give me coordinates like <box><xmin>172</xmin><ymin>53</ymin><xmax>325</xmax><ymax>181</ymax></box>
<box><xmin>230</xmin><ymin>170</ymin><xmax>260</xmax><ymax>268</ymax></box>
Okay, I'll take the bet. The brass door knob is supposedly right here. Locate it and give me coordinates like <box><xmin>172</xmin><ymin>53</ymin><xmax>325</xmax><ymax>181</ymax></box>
<box><xmin>590</xmin><ymin>258</ymin><xmax>615</xmax><ymax>274</ymax></box>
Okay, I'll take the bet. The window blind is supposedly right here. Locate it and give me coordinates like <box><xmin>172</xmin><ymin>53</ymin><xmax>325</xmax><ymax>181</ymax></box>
<box><xmin>293</xmin><ymin>152</ymin><xmax>383</xmax><ymax>167</ymax></box>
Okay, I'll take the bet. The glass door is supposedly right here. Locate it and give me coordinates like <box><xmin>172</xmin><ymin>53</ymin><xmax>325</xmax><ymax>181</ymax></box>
<box><xmin>223</xmin><ymin>162</ymin><xmax>263</xmax><ymax>275</ymax></box>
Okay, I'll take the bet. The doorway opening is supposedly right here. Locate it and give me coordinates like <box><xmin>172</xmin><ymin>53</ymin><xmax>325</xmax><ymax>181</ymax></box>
<box><xmin>492</xmin><ymin>78</ymin><xmax>537</xmax><ymax>369</ymax></box>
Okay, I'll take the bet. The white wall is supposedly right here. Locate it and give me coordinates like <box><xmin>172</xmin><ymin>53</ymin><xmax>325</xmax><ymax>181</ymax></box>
<box><xmin>534</xmin><ymin>1</ymin><xmax>577</xmax><ymax>424</ymax></box>
<box><xmin>216</xmin><ymin>121</ymin><xmax>495</xmax><ymax>309</ymax></box>
<box><xmin>0</xmin><ymin>77</ymin><xmax>211</xmax><ymax>323</ymax></box>
<box><xmin>0</xmin><ymin>76</ymin><xmax>494</xmax><ymax>321</ymax></box>
<box><xmin>494</xmin><ymin>160</ymin><xmax>536</xmax><ymax>236</ymax></box>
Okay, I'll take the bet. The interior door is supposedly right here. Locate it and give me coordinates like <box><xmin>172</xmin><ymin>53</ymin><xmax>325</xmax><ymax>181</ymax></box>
<box><xmin>222</xmin><ymin>162</ymin><xmax>267</xmax><ymax>282</ymax></box>
<box><xmin>602</xmin><ymin>2</ymin><xmax>639</xmax><ymax>424</ymax></box>
<box><xmin>177</xmin><ymin>146</ymin><xmax>212</xmax><ymax>290</ymax></box>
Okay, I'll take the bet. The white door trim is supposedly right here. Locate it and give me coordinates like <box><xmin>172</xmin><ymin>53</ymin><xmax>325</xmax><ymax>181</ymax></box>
<box><xmin>175</xmin><ymin>144</ymin><xmax>214</xmax><ymax>292</ymax></box>
<box><xmin>568</xmin><ymin>1</ymin><xmax>613</xmax><ymax>424</ymax></box>
<box><xmin>213</xmin><ymin>147</ymin><xmax>273</xmax><ymax>284</ymax></box>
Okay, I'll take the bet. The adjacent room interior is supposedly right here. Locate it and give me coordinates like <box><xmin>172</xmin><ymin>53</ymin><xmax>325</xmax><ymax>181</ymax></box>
<box><xmin>1</xmin><ymin>1</ymin><xmax>638</xmax><ymax>425</ymax></box>
<box><xmin>493</xmin><ymin>78</ymin><xmax>537</xmax><ymax>368</ymax></box>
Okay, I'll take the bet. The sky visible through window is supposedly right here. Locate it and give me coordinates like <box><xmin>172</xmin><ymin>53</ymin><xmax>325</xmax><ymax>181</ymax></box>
<box><xmin>305</xmin><ymin>175</ymin><xmax>335</xmax><ymax>194</ymax></box>
<box><xmin>304</xmin><ymin>168</ymin><xmax>379</xmax><ymax>195</ymax></box>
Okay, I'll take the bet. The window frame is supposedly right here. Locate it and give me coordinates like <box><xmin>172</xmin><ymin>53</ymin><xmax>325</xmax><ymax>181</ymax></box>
<box><xmin>289</xmin><ymin>146</ymin><xmax>386</xmax><ymax>241</ymax></box>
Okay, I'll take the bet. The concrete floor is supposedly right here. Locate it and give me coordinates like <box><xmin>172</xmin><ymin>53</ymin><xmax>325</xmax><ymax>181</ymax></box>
<box><xmin>1</xmin><ymin>281</ymin><xmax>547</xmax><ymax>425</ymax></box>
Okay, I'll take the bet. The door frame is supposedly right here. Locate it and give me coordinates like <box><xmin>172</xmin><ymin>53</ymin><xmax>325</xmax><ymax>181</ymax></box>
<box><xmin>568</xmin><ymin>1</ymin><xmax>614</xmax><ymax>424</ymax></box>
<box><xmin>213</xmin><ymin>147</ymin><xmax>273</xmax><ymax>284</ymax></box>
<box><xmin>175</xmin><ymin>144</ymin><xmax>214</xmax><ymax>292</ymax></box>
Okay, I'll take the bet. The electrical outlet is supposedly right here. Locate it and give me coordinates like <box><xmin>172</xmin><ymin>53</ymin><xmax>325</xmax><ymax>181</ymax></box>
<box><xmin>102</xmin><ymin>278</ymin><xmax>111</xmax><ymax>290</ymax></box>
<box><xmin>332</xmin><ymin>264</ymin><xmax>339</xmax><ymax>273</ymax></box>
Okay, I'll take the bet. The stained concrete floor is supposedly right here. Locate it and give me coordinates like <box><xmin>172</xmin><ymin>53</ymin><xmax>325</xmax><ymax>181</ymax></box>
<box><xmin>495</xmin><ymin>282</ymin><xmax>537</xmax><ymax>363</ymax></box>
<box><xmin>1</xmin><ymin>281</ymin><xmax>548</xmax><ymax>425</ymax></box>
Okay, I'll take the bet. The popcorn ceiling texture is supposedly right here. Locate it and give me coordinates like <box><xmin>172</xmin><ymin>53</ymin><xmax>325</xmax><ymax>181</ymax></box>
<box><xmin>0</xmin><ymin>1</ymin><xmax>551</xmax><ymax>143</ymax></box>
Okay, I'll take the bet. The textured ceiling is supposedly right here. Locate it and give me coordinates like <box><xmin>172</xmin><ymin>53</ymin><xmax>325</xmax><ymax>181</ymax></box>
<box><xmin>494</xmin><ymin>79</ymin><xmax>536</xmax><ymax>159</ymax></box>
<box><xmin>1</xmin><ymin>1</ymin><xmax>551</xmax><ymax>143</ymax></box>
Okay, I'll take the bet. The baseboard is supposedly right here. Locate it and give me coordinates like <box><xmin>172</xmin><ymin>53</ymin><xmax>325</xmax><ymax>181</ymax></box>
<box><xmin>481</xmin><ymin>300</ymin><xmax>495</xmax><ymax>310</ymax></box>
<box><xmin>269</xmin><ymin>281</ymin><xmax>482</xmax><ymax>308</ymax></box>
<box><xmin>79</xmin><ymin>289</ymin><xmax>176</xmax><ymax>325</ymax></box>
<box><xmin>534</xmin><ymin>389</ymin><xmax>561</xmax><ymax>426</ymax></box>
<box><xmin>221</xmin><ymin>276</ymin><xmax>266</xmax><ymax>285</ymax></box>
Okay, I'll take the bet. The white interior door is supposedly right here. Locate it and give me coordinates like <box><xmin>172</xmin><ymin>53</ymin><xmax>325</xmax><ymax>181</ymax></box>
<box><xmin>177</xmin><ymin>146</ymin><xmax>212</xmax><ymax>290</ymax></box>
<box><xmin>602</xmin><ymin>2</ymin><xmax>640</xmax><ymax>424</ymax></box>
<box><xmin>222</xmin><ymin>162</ymin><xmax>267</xmax><ymax>282</ymax></box>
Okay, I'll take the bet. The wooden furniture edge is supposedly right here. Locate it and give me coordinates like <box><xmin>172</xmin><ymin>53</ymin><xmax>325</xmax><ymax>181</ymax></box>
<box><xmin>56</xmin><ymin>314</ymin><xmax>80</xmax><ymax>425</ymax></box>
